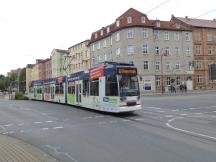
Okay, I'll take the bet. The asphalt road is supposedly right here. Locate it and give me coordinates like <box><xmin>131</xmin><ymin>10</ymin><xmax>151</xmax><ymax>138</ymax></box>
<box><xmin>0</xmin><ymin>93</ymin><xmax>216</xmax><ymax>162</ymax></box>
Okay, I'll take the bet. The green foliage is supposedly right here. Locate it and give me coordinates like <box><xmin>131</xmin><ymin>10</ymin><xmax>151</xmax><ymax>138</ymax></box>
<box><xmin>15</xmin><ymin>92</ymin><xmax>29</xmax><ymax>100</ymax></box>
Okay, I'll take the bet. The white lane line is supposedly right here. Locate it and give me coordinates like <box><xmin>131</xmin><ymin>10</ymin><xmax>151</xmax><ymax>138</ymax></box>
<box><xmin>134</xmin><ymin>118</ymin><xmax>144</xmax><ymax>121</ymax></box>
<box><xmin>18</xmin><ymin>123</ymin><xmax>24</xmax><ymax>126</ymax></box>
<box><xmin>34</xmin><ymin>122</ymin><xmax>42</xmax><ymax>124</ymax></box>
<box><xmin>53</xmin><ymin>126</ymin><xmax>63</xmax><ymax>129</ymax></box>
<box><xmin>45</xmin><ymin>121</ymin><xmax>53</xmax><ymax>123</ymax></box>
<box><xmin>145</xmin><ymin>107</ymin><xmax>161</xmax><ymax>110</ymax></box>
<box><xmin>4</xmin><ymin>124</ymin><xmax>13</xmax><ymax>127</ymax></box>
<box><xmin>122</xmin><ymin>119</ymin><xmax>131</xmax><ymax>122</ymax></box>
<box><xmin>42</xmin><ymin>128</ymin><xmax>49</xmax><ymax>130</ymax></box>
<box><xmin>142</xmin><ymin>111</ymin><xmax>156</xmax><ymax>114</ymax></box>
<box><xmin>180</xmin><ymin>114</ymin><xmax>188</xmax><ymax>116</ymax></box>
<box><xmin>2</xmin><ymin>132</ymin><xmax>8</xmax><ymax>135</ymax></box>
<box><xmin>83</xmin><ymin>117</ymin><xmax>93</xmax><ymax>119</ymax></box>
<box><xmin>165</xmin><ymin>115</ymin><xmax>174</xmax><ymax>118</ymax></box>
<box><xmin>188</xmin><ymin>108</ymin><xmax>199</xmax><ymax>110</ymax></box>
<box><xmin>194</xmin><ymin>113</ymin><xmax>203</xmax><ymax>115</ymax></box>
<box><xmin>166</xmin><ymin>117</ymin><xmax>216</xmax><ymax>141</ymax></box>
<box><xmin>95</xmin><ymin>115</ymin><xmax>105</xmax><ymax>118</ymax></box>
<box><xmin>156</xmin><ymin>110</ymin><xmax>164</xmax><ymax>113</ymax></box>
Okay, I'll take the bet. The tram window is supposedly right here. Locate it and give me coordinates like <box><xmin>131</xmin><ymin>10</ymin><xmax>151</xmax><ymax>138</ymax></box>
<box><xmin>68</xmin><ymin>85</ymin><xmax>75</xmax><ymax>94</ymax></box>
<box><xmin>90</xmin><ymin>79</ymin><xmax>99</xmax><ymax>96</ymax></box>
<box><xmin>83</xmin><ymin>80</ymin><xmax>89</xmax><ymax>95</ymax></box>
<box><xmin>55</xmin><ymin>83</ymin><xmax>64</xmax><ymax>94</ymax></box>
<box><xmin>37</xmin><ymin>88</ymin><xmax>42</xmax><ymax>94</ymax></box>
<box><xmin>106</xmin><ymin>75</ymin><xmax>118</xmax><ymax>96</ymax></box>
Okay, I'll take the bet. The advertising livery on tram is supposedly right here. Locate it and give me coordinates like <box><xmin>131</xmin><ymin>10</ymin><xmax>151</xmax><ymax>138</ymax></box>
<box><xmin>29</xmin><ymin>62</ymin><xmax>141</xmax><ymax>113</ymax></box>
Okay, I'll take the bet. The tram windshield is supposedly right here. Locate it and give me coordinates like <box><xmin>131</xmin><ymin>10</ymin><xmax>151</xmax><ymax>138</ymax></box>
<box><xmin>118</xmin><ymin>75</ymin><xmax>139</xmax><ymax>97</ymax></box>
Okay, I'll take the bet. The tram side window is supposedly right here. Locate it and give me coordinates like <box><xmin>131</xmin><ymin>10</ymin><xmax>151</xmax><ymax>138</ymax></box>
<box><xmin>83</xmin><ymin>79</ymin><xmax>89</xmax><ymax>96</ymax></box>
<box><xmin>90</xmin><ymin>79</ymin><xmax>99</xmax><ymax>96</ymax></box>
<box><xmin>106</xmin><ymin>75</ymin><xmax>118</xmax><ymax>96</ymax></box>
<box><xmin>37</xmin><ymin>88</ymin><xmax>42</xmax><ymax>94</ymax></box>
<box><xmin>68</xmin><ymin>85</ymin><xmax>75</xmax><ymax>94</ymax></box>
<box><xmin>55</xmin><ymin>83</ymin><xmax>64</xmax><ymax>94</ymax></box>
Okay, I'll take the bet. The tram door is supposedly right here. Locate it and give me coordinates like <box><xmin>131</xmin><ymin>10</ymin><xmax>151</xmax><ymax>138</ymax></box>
<box><xmin>51</xmin><ymin>85</ymin><xmax>55</xmax><ymax>100</ymax></box>
<box><xmin>76</xmin><ymin>81</ymin><xmax>82</xmax><ymax>104</ymax></box>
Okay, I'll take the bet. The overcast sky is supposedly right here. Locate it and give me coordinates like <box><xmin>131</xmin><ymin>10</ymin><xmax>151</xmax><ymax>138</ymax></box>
<box><xmin>0</xmin><ymin>0</ymin><xmax>215</xmax><ymax>75</ymax></box>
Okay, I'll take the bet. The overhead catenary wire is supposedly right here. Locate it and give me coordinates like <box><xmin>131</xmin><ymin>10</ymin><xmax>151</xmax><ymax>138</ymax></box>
<box><xmin>146</xmin><ymin>0</ymin><xmax>171</xmax><ymax>14</ymax></box>
<box><xmin>195</xmin><ymin>9</ymin><xmax>216</xmax><ymax>19</ymax></box>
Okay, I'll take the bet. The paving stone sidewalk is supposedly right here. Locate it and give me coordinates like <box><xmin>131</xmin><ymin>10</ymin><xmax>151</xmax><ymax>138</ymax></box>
<box><xmin>0</xmin><ymin>134</ymin><xmax>59</xmax><ymax>162</ymax></box>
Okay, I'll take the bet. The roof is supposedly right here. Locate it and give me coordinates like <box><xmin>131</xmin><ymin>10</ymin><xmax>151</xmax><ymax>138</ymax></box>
<box><xmin>176</xmin><ymin>17</ymin><xmax>216</xmax><ymax>28</ymax></box>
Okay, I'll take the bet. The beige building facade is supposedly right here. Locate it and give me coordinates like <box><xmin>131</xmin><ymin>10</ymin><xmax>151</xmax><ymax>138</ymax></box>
<box><xmin>89</xmin><ymin>8</ymin><xmax>194</xmax><ymax>93</ymax></box>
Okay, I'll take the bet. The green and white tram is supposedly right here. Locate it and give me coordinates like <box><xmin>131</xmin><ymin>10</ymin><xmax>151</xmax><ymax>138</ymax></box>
<box><xmin>66</xmin><ymin>62</ymin><xmax>141</xmax><ymax>112</ymax></box>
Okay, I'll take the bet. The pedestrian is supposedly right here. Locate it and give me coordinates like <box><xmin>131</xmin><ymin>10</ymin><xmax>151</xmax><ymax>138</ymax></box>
<box><xmin>180</xmin><ymin>84</ymin><xmax>183</xmax><ymax>93</ymax></box>
<box><xmin>184</xmin><ymin>84</ymin><xmax>187</xmax><ymax>93</ymax></box>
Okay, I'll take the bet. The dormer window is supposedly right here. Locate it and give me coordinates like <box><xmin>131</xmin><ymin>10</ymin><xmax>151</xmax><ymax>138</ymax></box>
<box><xmin>141</xmin><ymin>16</ymin><xmax>146</xmax><ymax>23</ymax></box>
<box><xmin>127</xmin><ymin>16</ymin><xmax>132</xmax><ymax>24</ymax></box>
<box><xmin>156</xmin><ymin>20</ymin><xmax>160</xmax><ymax>27</ymax></box>
<box><xmin>116</xmin><ymin>20</ymin><xmax>120</xmax><ymax>27</ymax></box>
<box><xmin>95</xmin><ymin>33</ymin><xmax>98</xmax><ymax>39</ymax></box>
<box><xmin>107</xmin><ymin>27</ymin><xmax>110</xmax><ymax>33</ymax></box>
<box><xmin>176</xmin><ymin>23</ymin><xmax>180</xmax><ymax>29</ymax></box>
<box><xmin>100</xmin><ymin>30</ymin><xmax>103</xmax><ymax>36</ymax></box>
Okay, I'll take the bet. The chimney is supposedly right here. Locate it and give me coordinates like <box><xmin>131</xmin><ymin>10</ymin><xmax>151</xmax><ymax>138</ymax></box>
<box><xmin>185</xmin><ymin>16</ymin><xmax>188</xmax><ymax>19</ymax></box>
<box><xmin>213</xmin><ymin>18</ymin><xmax>216</xmax><ymax>21</ymax></box>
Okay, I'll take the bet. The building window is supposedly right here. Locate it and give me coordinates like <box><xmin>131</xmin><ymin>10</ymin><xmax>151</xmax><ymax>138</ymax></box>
<box><xmin>127</xmin><ymin>16</ymin><xmax>132</xmax><ymax>24</ymax></box>
<box><xmin>176</xmin><ymin>76</ymin><xmax>181</xmax><ymax>85</ymax></box>
<box><xmin>155</xmin><ymin>62</ymin><xmax>160</xmax><ymax>71</ymax></box>
<box><xmin>115</xmin><ymin>48</ymin><xmax>120</xmax><ymax>57</ymax></box>
<box><xmin>95</xmin><ymin>33</ymin><xmax>98</xmax><ymax>39</ymax></box>
<box><xmin>165</xmin><ymin>47</ymin><xmax>170</xmax><ymax>56</ymax></box>
<box><xmin>128</xmin><ymin>45</ymin><xmax>134</xmax><ymax>55</ymax></box>
<box><xmin>185</xmin><ymin>32</ymin><xmax>190</xmax><ymax>41</ymax></box>
<box><xmin>142</xmin><ymin>29</ymin><xmax>148</xmax><ymax>38</ymax></box>
<box><xmin>115</xmin><ymin>32</ymin><xmax>120</xmax><ymax>41</ymax></box>
<box><xmin>141</xmin><ymin>16</ymin><xmax>146</xmax><ymax>23</ymax></box>
<box><xmin>188</xmin><ymin>61</ymin><xmax>193</xmax><ymax>70</ymax></box>
<box><xmin>164</xmin><ymin>32</ymin><xmax>169</xmax><ymax>40</ymax></box>
<box><xmin>208</xmin><ymin>46</ymin><xmax>213</xmax><ymax>55</ymax></box>
<box><xmin>166</xmin><ymin>77</ymin><xmax>171</xmax><ymax>86</ymax></box>
<box><xmin>156</xmin><ymin>20</ymin><xmax>160</xmax><ymax>27</ymax></box>
<box><xmin>207</xmin><ymin>33</ymin><xmax>212</xmax><ymax>41</ymax></box>
<box><xmin>166</xmin><ymin>62</ymin><xmax>171</xmax><ymax>71</ymax></box>
<box><xmin>195</xmin><ymin>45</ymin><xmax>201</xmax><ymax>55</ymax></box>
<box><xmin>92</xmin><ymin>44</ymin><xmax>95</xmax><ymax>52</ymax></box>
<box><xmin>195</xmin><ymin>33</ymin><xmax>201</xmax><ymax>41</ymax></box>
<box><xmin>176</xmin><ymin>23</ymin><xmax>180</xmax><ymax>29</ymax></box>
<box><xmin>100</xmin><ymin>30</ymin><xmax>103</xmax><ymax>36</ymax></box>
<box><xmin>116</xmin><ymin>20</ymin><xmax>120</xmax><ymax>27</ymax></box>
<box><xmin>174</xmin><ymin>32</ymin><xmax>179</xmax><ymax>41</ymax></box>
<box><xmin>127</xmin><ymin>29</ymin><xmax>134</xmax><ymax>38</ymax></box>
<box><xmin>144</xmin><ymin>61</ymin><xmax>149</xmax><ymax>70</ymax></box>
<box><xmin>195</xmin><ymin>61</ymin><xmax>203</xmax><ymax>69</ymax></box>
<box><xmin>103</xmin><ymin>40</ymin><xmax>107</xmax><ymax>47</ymax></box>
<box><xmin>155</xmin><ymin>46</ymin><xmax>160</xmax><ymax>55</ymax></box>
<box><xmin>142</xmin><ymin>44</ymin><xmax>148</xmax><ymax>54</ymax></box>
<box><xmin>175</xmin><ymin>47</ymin><xmax>180</xmax><ymax>56</ymax></box>
<box><xmin>185</xmin><ymin>47</ymin><xmax>191</xmax><ymax>56</ymax></box>
<box><xmin>107</xmin><ymin>27</ymin><xmax>110</xmax><ymax>33</ymax></box>
<box><xmin>154</xmin><ymin>31</ymin><xmax>159</xmax><ymax>40</ymax></box>
<box><xmin>197</xmin><ymin>75</ymin><xmax>204</xmax><ymax>83</ymax></box>
<box><xmin>176</xmin><ymin>62</ymin><xmax>180</xmax><ymax>70</ymax></box>
<box><xmin>97</xmin><ymin>42</ymin><xmax>100</xmax><ymax>49</ymax></box>
<box><xmin>156</xmin><ymin>76</ymin><xmax>161</xmax><ymax>87</ymax></box>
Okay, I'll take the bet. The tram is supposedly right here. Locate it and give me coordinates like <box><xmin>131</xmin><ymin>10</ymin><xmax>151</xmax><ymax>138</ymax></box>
<box><xmin>29</xmin><ymin>62</ymin><xmax>141</xmax><ymax>113</ymax></box>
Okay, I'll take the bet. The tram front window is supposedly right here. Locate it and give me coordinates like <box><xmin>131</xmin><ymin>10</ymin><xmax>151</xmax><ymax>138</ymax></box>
<box><xmin>118</xmin><ymin>75</ymin><xmax>139</xmax><ymax>97</ymax></box>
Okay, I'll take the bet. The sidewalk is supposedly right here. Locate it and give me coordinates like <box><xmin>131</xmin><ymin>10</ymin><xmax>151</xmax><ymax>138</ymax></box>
<box><xmin>0</xmin><ymin>134</ymin><xmax>58</xmax><ymax>162</ymax></box>
<box><xmin>142</xmin><ymin>89</ymin><xmax>216</xmax><ymax>97</ymax></box>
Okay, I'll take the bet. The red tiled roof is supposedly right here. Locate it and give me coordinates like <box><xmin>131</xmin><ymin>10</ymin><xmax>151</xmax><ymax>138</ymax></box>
<box><xmin>176</xmin><ymin>17</ymin><xmax>216</xmax><ymax>28</ymax></box>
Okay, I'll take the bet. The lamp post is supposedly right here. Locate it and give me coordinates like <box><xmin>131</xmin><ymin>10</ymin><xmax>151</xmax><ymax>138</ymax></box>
<box><xmin>160</xmin><ymin>49</ymin><xmax>166</xmax><ymax>94</ymax></box>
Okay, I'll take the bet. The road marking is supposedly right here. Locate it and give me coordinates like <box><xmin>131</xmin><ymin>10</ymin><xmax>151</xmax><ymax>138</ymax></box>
<box><xmin>98</xmin><ymin>121</ymin><xmax>106</xmax><ymax>125</ymax></box>
<box><xmin>53</xmin><ymin>126</ymin><xmax>63</xmax><ymax>129</ymax></box>
<box><xmin>20</xmin><ymin>130</ymin><xmax>25</xmax><ymax>133</ymax></box>
<box><xmin>42</xmin><ymin>128</ymin><xmax>49</xmax><ymax>130</ymax></box>
<box><xmin>2</xmin><ymin>132</ymin><xmax>8</xmax><ymax>134</ymax></box>
<box><xmin>180</xmin><ymin>114</ymin><xmax>188</xmax><ymax>116</ymax></box>
<box><xmin>4</xmin><ymin>124</ymin><xmax>13</xmax><ymax>127</ymax></box>
<box><xmin>165</xmin><ymin>115</ymin><xmax>174</xmax><ymax>118</ymax></box>
<box><xmin>194</xmin><ymin>113</ymin><xmax>203</xmax><ymax>115</ymax></box>
<box><xmin>46</xmin><ymin>121</ymin><xmax>53</xmax><ymax>123</ymax></box>
<box><xmin>145</xmin><ymin>107</ymin><xmax>161</xmax><ymax>110</ymax></box>
<box><xmin>142</xmin><ymin>111</ymin><xmax>156</xmax><ymax>114</ymax></box>
<box><xmin>95</xmin><ymin>115</ymin><xmax>104</xmax><ymax>118</ymax></box>
<box><xmin>83</xmin><ymin>117</ymin><xmax>93</xmax><ymax>119</ymax></box>
<box><xmin>172</xmin><ymin>109</ymin><xmax>179</xmax><ymax>112</ymax></box>
<box><xmin>214</xmin><ymin>111</ymin><xmax>216</xmax><ymax>113</ymax></box>
<box><xmin>109</xmin><ymin>120</ymin><xmax>117</xmax><ymax>123</ymax></box>
<box><xmin>122</xmin><ymin>119</ymin><xmax>131</xmax><ymax>122</ymax></box>
<box><xmin>156</xmin><ymin>110</ymin><xmax>164</xmax><ymax>113</ymax></box>
<box><xmin>18</xmin><ymin>123</ymin><xmax>24</xmax><ymax>126</ymax></box>
<box><xmin>166</xmin><ymin>117</ymin><xmax>216</xmax><ymax>141</ymax></box>
<box><xmin>134</xmin><ymin>118</ymin><xmax>144</xmax><ymax>121</ymax></box>
<box><xmin>188</xmin><ymin>108</ymin><xmax>199</xmax><ymax>110</ymax></box>
<box><xmin>34</xmin><ymin>122</ymin><xmax>42</xmax><ymax>124</ymax></box>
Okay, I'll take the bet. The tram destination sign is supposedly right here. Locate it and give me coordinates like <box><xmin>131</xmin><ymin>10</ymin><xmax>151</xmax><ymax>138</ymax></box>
<box><xmin>117</xmin><ymin>68</ymin><xmax>137</xmax><ymax>75</ymax></box>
